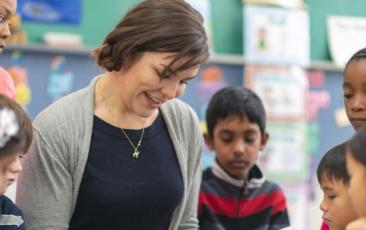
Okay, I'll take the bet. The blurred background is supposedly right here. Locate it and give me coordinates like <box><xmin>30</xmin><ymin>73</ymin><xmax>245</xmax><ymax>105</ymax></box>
<box><xmin>2</xmin><ymin>0</ymin><xmax>366</xmax><ymax>229</ymax></box>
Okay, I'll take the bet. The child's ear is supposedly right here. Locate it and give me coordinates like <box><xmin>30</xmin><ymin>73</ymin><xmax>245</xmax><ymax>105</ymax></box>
<box><xmin>203</xmin><ymin>133</ymin><xmax>214</xmax><ymax>150</ymax></box>
<box><xmin>260</xmin><ymin>132</ymin><xmax>270</xmax><ymax>151</ymax></box>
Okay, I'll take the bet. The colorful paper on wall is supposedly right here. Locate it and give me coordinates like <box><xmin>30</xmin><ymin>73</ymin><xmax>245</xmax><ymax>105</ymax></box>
<box><xmin>259</xmin><ymin>121</ymin><xmax>308</xmax><ymax>181</ymax></box>
<box><xmin>307</xmin><ymin>90</ymin><xmax>330</xmax><ymax>121</ymax></box>
<box><xmin>328</xmin><ymin>15</ymin><xmax>366</xmax><ymax>68</ymax></box>
<box><xmin>196</xmin><ymin>66</ymin><xmax>227</xmax><ymax>102</ymax></box>
<box><xmin>7</xmin><ymin>66</ymin><xmax>31</xmax><ymax>106</ymax></box>
<box><xmin>244</xmin><ymin>5</ymin><xmax>309</xmax><ymax>66</ymax></box>
<box><xmin>306</xmin><ymin>122</ymin><xmax>320</xmax><ymax>154</ymax></box>
<box><xmin>47</xmin><ymin>72</ymin><xmax>74</xmax><ymax>100</ymax></box>
<box><xmin>18</xmin><ymin>0</ymin><xmax>82</xmax><ymax>25</ymax></box>
<box><xmin>307</xmin><ymin>70</ymin><xmax>325</xmax><ymax>88</ymax></box>
<box><xmin>47</xmin><ymin>56</ymin><xmax>74</xmax><ymax>100</ymax></box>
<box><xmin>245</xmin><ymin>65</ymin><xmax>308</xmax><ymax>120</ymax></box>
<box><xmin>334</xmin><ymin>107</ymin><xmax>351</xmax><ymax>127</ymax></box>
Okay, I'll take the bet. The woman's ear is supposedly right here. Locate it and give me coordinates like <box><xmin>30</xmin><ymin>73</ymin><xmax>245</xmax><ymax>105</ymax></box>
<box><xmin>203</xmin><ymin>133</ymin><xmax>214</xmax><ymax>150</ymax></box>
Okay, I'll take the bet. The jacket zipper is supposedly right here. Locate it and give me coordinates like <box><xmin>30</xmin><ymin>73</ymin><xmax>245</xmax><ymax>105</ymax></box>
<box><xmin>236</xmin><ymin>181</ymin><xmax>246</xmax><ymax>229</ymax></box>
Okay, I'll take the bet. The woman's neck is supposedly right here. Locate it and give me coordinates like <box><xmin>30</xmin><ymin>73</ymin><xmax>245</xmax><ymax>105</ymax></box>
<box><xmin>94</xmin><ymin>73</ymin><xmax>157</xmax><ymax>129</ymax></box>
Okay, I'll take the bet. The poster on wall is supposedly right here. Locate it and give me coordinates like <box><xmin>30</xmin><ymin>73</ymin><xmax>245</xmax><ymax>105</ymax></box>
<box><xmin>244</xmin><ymin>0</ymin><xmax>305</xmax><ymax>9</ymax></box>
<box><xmin>328</xmin><ymin>15</ymin><xmax>366</xmax><ymax>68</ymax></box>
<box><xmin>258</xmin><ymin>121</ymin><xmax>308</xmax><ymax>181</ymax></box>
<box><xmin>244</xmin><ymin>5</ymin><xmax>309</xmax><ymax>66</ymax></box>
<box><xmin>279</xmin><ymin>182</ymin><xmax>309</xmax><ymax>230</ymax></box>
<box><xmin>245</xmin><ymin>65</ymin><xmax>308</xmax><ymax>120</ymax></box>
<box><xmin>47</xmin><ymin>56</ymin><xmax>74</xmax><ymax>100</ymax></box>
<box><xmin>18</xmin><ymin>0</ymin><xmax>82</xmax><ymax>25</ymax></box>
<box><xmin>185</xmin><ymin>0</ymin><xmax>213</xmax><ymax>51</ymax></box>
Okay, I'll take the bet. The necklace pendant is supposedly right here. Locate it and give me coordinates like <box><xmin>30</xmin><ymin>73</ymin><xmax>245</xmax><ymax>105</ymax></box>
<box><xmin>132</xmin><ymin>150</ymin><xmax>140</xmax><ymax>158</ymax></box>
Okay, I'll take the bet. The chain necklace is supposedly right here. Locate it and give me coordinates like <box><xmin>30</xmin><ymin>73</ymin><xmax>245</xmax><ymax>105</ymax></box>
<box><xmin>98</xmin><ymin>80</ymin><xmax>145</xmax><ymax>158</ymax></box>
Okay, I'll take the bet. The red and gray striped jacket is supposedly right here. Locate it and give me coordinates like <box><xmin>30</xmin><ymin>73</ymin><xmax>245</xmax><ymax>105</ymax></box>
<box><xmin>198</xmin><ymin>162</ymin><xmax>290</xmax><ymax>230</ymax></box>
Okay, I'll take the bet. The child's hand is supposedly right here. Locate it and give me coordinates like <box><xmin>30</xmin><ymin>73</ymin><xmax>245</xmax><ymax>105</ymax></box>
<box><xmin>346</xmin><ymin>218</ymin><xmax>366</xmax><ymax>230</ymax></box>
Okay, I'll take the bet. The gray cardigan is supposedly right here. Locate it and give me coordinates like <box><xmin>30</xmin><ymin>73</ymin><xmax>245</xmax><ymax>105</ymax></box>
<box><xmin>16</xmin><ymin>76</ymin><xmax>202</xmax><ymax>230</ymax></box>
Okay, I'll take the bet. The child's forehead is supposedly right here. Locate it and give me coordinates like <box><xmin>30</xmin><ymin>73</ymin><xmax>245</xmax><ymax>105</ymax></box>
<box><xmin>216</xmin><ymin>115</ymin><xmax>261</xmax><ymax>131</ymax></box>
<box><xmin>0</xmin><ymin>0</ymin><xmax>16</xmax><ymax>14</ymax></box>
<box><xmin>320</xmin><ymin>176</ymin><xmax>346</xmax><ymax>189</ymax></box>
<box><xmin>344</xmin><ymin>59</ymin><xmax>366</xmax><ymax>78</ymax></box>
<box><xmin>219</xmin><ymin>115</ymin><xmax>256</xmax><ymax>125</ymax></box>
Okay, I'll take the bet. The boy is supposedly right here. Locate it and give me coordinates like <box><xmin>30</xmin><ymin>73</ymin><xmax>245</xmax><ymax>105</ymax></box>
<box><xmin>317</xmin><ymin>143</ymin><xmax>358</xmax><ymax>230</ymax></box>
<box><xmin>198</xmin><ymin>86</ymin><xmax>290</xmax><ymax>229</ymax></box>
<box><xmin>0</xmin><ymin>93</ymin><xmax>33</xmax><ymax>229</ymax></box>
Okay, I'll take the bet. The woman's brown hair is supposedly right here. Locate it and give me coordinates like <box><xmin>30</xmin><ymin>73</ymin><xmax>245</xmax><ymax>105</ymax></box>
<box><xmin>93</xmin><ymin>0</ymin><xmax>209</xmax><ymax>78</ymax></box>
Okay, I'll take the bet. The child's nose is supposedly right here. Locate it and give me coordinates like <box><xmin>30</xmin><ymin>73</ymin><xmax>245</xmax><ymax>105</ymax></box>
<box><xmin>233</xmin><ymin>140</ymin><xmax>245</xmax><ymax>156</ymax></box>
<box><xmin>319</xmin><ymin>199</ymin><xmax>327</xmax><ymax>212</ymax></box>
<box><xmin>351</xmin><ymin>94</ymin><xmax>366</xmax><ymax>112</ymax></box>
<box><xmin>0</xmin><ymin>23</ymin><xmax>11</xmax><ymax>40</ymax></box>
<box><xmin>9</xmin><ymin>157</ymin><xmax>22</xmax><ymax>174</ymax></box>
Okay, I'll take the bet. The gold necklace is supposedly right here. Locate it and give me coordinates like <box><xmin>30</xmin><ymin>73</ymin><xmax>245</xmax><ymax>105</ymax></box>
<box><xmin>98</xmin><ymin>79</ymin><xmax>145</xmax><ymax>158</ymax></box>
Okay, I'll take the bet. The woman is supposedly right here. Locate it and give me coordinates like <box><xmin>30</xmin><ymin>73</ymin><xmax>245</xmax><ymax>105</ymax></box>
<box><xmin>16</xmin><ymin>0</ymin><xmax>209</xmax><ymax>229</ymax></box>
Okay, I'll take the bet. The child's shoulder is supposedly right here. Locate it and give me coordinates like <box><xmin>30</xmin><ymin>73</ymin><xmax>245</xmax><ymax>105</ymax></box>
<box><xmin>262</xmin><ymin>179</ymin><xmax>283</xmax><ymax>190</ymax></box>
<box><xmin>0</xmin><ymin>195</ymin><xmax>25</xmax><ymax>228</ymax></box>
<box><xmin>0</xmin><ymin>195</ymin><xmax>23</xmax><ymax>216</ymax></box>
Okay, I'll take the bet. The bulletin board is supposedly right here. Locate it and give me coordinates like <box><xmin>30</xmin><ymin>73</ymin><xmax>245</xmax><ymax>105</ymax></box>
<box><xmin>0</xmin><ymin>48</ymin><xmax>354</xmax><ymax>165</ymax></box>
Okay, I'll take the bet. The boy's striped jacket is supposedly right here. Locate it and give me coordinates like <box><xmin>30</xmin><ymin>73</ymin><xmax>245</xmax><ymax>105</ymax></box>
<box><xmin>198</xmin><ymin>162</ymin><xmax>290</xmax><ymax>230</ymax></box>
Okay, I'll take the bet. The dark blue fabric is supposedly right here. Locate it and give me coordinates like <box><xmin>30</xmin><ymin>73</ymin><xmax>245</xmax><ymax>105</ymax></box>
<box><xmin>69</xmin><ymin>113</ymin><xmax>183</xmax><ymax>230</ymax></box>
<box><xmin>0</xmin><ymin>195</ymin><xmax>25</xmax><ymax>230</ymax></box>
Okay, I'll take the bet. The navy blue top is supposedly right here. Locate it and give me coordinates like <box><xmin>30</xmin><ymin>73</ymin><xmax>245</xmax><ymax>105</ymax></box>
<box><xmin>0</xmin><ymin>195</ymin><xmax>25</xmax><ymax>230</ymax></box>
<box><xmin>69</xmin><ymin>113</ymin><xmax>183</xmax><ymax>230</ymax></box>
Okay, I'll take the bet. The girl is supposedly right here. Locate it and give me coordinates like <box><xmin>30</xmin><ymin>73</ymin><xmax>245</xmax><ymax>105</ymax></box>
<box><xmin>0</xmin><ymin>93</ymin><xmax>32</xmax><ymax>230</ymax></box>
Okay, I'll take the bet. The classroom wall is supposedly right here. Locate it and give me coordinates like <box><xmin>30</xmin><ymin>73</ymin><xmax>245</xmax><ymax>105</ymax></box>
<box><xmin>0</xmin><ymin>48</ymin><xmax>354</xmax><ymax>163</ymax></box>
<box><xmin>20</xmin><ymin>0</ymin><xmax>366</xmax><ymax>61</ymax></box>
<box><xmin>4</xmin><ymin>0</ymin><xmax>364</xmax><ymax>228</ymax></box>
<box><xmin>0</xmin><ymin>48</ymin><xmax>354</xmax><ymax>229</ymax></box>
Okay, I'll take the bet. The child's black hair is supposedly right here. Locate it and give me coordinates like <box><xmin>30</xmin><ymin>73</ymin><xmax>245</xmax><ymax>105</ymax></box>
<box><xmin>205</xmin><ymin>86</ymin><xmax>266</xmax><ymax>138</ymax></box>
<box><xmin>345</xmin><ymin>47</ymin><xmax>366</xmax><ymax>72</ymax></box>
<box><xmin>348</xmin><ymin>126</ymin><xmax>366</xmax><ymax>167</ymax></box>
<box><xmin>317</xmin><ymin>143</ymin><xmax>350</xmax><ymax>185</ymax></box>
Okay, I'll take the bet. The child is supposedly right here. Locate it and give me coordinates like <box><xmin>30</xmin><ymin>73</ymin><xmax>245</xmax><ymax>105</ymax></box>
<box><xmin>319</xmin><ymin>46</ymin><xmax>366</xmax><ymax>230</ymax></box>
<box><xmin>0</xmin><ymin>0</ymin><xmax>17</xmax><ymax>99</ymax></box>
<box><xmin>345</xmin><ymin>126</ymin><xmax>366</xmax><ymax>230</ymax></box>
<box><xmin>0</xmin><ymin>93</ymin><xmax>32</xmax><ymax>229</ymax></box>
<box><xmin>0</xmin><ymin>66</ymin><xmax>16</xmax><ymax>100</ymax></box>
<box><xmin>317</xmin><ymin>143</ymin><xmax>358</xmax><ymax>230</ymax></box>
<box><xmin>0</xmin><ymin>0</ymin><xmax>16</xmax><ymax>54</ymax></box>
<box><xmin>198</xmin><ymin>86</ymin><xmax>290</xmax><ymax>229</ymax></box>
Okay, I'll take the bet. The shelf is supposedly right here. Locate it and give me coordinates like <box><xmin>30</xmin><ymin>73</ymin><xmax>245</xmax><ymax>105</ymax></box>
<box><xmin>208</xmin><ymin>53</ymin><xmax>343</xmax><ymax>72</ymax></box>
<box><xmin>6</xmin><ymin>43</ymin><xmax>93</xmax><ymax>56</ymax></box>
<box><xmin>5</xmin><ymin>44</ymin><xmax>343</xmax><ymax>72</ymax></box>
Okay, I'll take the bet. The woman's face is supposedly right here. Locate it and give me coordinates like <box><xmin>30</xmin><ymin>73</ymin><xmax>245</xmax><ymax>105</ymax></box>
<box><xmin>0</xmin><ymin>0</ymin><xmax>16</xmax><ymax>53</ymax></box>
<box><xmin>116</xmin><ymin>52</ymin><xmax>200</xmax><ymax>118</ymax></box>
